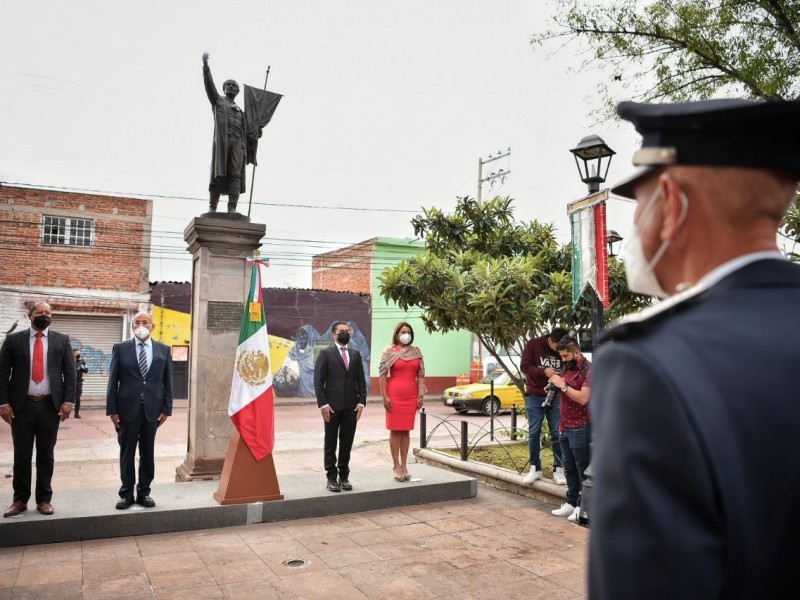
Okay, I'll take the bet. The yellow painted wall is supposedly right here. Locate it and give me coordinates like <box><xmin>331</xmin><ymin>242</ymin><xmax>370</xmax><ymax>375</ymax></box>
<box><xmin>152</xmin><ymin>305</ymin><xmax>294</xmax><ymax>376</ymax></box>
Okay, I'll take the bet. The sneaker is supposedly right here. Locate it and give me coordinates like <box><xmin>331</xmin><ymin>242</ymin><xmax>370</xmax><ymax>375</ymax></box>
<box><xmin>567</xmin><ymin>505</ymin><xmax>581</xmax><ymax>522</ymax></box>
<box><xmin>551</xmin><ymin>502</ymin><xmax>576</xmax><ymax>517</ymax></box>
<box><xmin>553</xmin><ymin>467</ymin><xmax>567</xmax><ymax>486</ymax></box>
<box><xmin>522</xmin><ymin>467</ymin><xmax>541</xmax><ymax>485</ymax></box>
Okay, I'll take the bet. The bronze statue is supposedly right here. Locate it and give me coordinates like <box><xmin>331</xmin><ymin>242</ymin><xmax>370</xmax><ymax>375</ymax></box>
<box><xmin>202</xmin><ymin>53</ymin><xmax>283</xmax><ymax>217</ymax></box>
<box><xmin>203</xmin><ymin>52</ymin><xmax>249</xmax><ymax>214</ymax></box>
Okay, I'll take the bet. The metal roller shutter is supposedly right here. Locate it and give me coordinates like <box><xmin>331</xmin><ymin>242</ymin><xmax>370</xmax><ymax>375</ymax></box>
<box><xmin>54</xmin><ymin>314</ymin><xmax>124</xmax><ymax>399</ymax></box>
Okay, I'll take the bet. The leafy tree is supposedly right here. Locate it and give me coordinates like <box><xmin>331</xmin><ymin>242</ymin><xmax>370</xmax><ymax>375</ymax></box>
<box><xmin>535</xmin><ymin>0</ymin><xmax>800</xmax><ymax>253</ymax></box>
<box><xmin>535</xmin><ymin>0</ymin><xmax>800</xmax><ymax>106</ymax></box>
<box><xmin>378</xmin><ymin>196</ymin><xmax>650</xmax><ymax>391</ymax></box>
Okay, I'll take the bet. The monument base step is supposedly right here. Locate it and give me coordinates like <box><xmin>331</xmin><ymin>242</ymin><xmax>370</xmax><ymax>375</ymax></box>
<box><xmin>0</xmin><ymin>464</ymin><xmax>476</xmax><ymax>547</ymax></box>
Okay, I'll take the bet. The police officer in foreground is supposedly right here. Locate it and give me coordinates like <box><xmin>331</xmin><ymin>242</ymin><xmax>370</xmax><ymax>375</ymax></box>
<box><xmin>589</xmin><ymin>99</ymin><xmax>800</xmax><ymax>599</ymax></box>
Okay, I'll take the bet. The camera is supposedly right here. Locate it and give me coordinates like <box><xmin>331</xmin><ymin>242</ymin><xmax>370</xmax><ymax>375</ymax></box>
<box><xmin>542</xmin><ymin>368</ymin><xmax>565</xmax><ymax>408</ymax></box>
<box><xmin>542</xmin><ymin>383</ymin><xmax>559</xmax><ymax>408</ymax></box>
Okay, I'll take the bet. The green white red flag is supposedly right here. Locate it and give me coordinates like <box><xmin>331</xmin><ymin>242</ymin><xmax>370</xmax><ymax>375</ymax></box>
<box><xmin>228</xmin><ymin>259</ymin><xmax>275</xmax><ymax>461</ymax></box>
<box><xmin>571</xmin><ymin>201</ymin><xmax>609</xmax><ymax>307</ymax></box>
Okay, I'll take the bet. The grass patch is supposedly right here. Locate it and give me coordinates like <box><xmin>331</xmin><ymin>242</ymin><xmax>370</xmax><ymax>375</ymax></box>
<box><xmin>440</xmin><ymin>443</ymin><xmax>557</xmax><ymax>478</ymax></box>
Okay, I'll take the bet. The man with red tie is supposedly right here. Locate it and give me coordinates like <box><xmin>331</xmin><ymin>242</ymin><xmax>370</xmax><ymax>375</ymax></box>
<box><xmin>0</xmin><ymin>301</ymin><xmax>75</xmax><ymax>517</ymax></box>
<box><xmin>314</xmin><ymin>321</ymin><xmax>367</xmax><ymax>492</ymax></box>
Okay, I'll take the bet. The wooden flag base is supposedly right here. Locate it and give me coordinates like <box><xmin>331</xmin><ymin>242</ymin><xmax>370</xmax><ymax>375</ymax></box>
<box><xmin>213</xmin><ymin>429</ymin><xmax>283</xmax><ymax>504</ymax></box>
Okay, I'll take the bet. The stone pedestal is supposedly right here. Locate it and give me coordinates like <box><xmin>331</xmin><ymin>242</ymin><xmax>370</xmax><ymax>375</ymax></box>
<box><xmin>176</xmin><ymin>216</ymin><xmax>266</xmax><ymax>482</ymax></box>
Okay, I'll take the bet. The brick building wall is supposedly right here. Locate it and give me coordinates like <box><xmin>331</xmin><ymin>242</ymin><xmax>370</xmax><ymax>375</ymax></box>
<box><xmin>0</xmin><ymin>184</ymin><xmax>151</xmax><ymax>293</ymax></box>
<box><xmin>311</xmin><ymin>238</ymin><xmax>375</xmax><ymax>293</ymax></box>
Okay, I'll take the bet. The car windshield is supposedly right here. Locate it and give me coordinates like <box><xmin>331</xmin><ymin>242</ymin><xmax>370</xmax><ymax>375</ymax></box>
<box><xmin>481</xmin><ymin>371</ymin><xmax>511</xmax><ymax>385</ymax></box>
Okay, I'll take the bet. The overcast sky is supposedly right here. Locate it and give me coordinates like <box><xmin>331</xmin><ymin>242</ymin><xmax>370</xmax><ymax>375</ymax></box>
<box><xmin>1</xmin><ymin>0</ymin><xmax>642</xmax><ymax>287</ymax></box>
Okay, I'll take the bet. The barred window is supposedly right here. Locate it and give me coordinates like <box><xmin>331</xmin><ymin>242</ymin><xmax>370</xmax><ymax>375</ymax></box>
<box><xmin>42</xmin><ymin>216</ymin><xmax>92</xmax><ymax>246</ymax></box>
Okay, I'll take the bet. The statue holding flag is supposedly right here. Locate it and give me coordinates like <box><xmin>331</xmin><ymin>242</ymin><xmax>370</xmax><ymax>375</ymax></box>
<box><xmin>202</xmin><ymin>52</ymin><xmax>282</xmax><ymax>216</ymax></box>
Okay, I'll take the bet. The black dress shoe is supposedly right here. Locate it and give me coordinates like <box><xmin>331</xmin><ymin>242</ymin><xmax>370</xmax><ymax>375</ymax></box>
<box><xmin>136</xmin><ymin>496</ymin><xmax>156</xmax><ymax>508</ymax></box>
<box><xmin>116</xmin><ymin>497</ymin><xmax>134</xmax><ymax>510</ymax></box>
<box><xmin>74</xmin><ymin>414</ymin><xmax>81</xmax><ymax>419</ymax></box>
<box><xmin>339</xmin><ymin>479</ymin><xmax>353</xmax><ymax>491</ymax></box>
<box><xmin>326</xmin><ymin>480</ymin><xmax>341</xmax><ymax>492</ymax></box>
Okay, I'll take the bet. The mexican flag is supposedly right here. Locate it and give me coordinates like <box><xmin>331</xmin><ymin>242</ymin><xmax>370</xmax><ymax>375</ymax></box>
<box><xmin>571</xmin><ymin>201</ymin><xmax>609</xmax><ymax>307</ymax></box>
<box><xmin>228</xmin><ymin>260</ymin><xmax>275</xmax><ymax>461</ymax></box>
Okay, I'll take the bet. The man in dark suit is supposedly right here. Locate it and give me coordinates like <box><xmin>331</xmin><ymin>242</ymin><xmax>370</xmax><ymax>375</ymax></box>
<box><xmin>106</xmin><ymin>312</ymin><xmax>173</xmax><ymax>509</ymax></box>
<box><xmin>0</xmin><ymin>301</ymin><xmax>75</xmax><ymax>517</ymax></box>
<box><xmin>589</xmin><ymin>99</ymin><xmax>800</xmax><ymax>599</ymax></box>
<box><xmin>314</xmin><ymin>320</ymin><xmax>366</xmax><ymax>492</ymax></box>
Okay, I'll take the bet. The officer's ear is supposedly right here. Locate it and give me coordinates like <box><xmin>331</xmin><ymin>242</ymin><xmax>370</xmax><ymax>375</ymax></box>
<box><xmin>657</xmin><ymin>173</ymin><xmax>687</xmax><ymax>242</ymax></box>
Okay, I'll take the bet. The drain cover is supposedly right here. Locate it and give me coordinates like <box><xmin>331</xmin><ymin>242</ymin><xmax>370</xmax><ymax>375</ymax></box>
<box><xmin>282</xmin><ymin>558</ymin><xmax>309</xmax><ymax>568</ymax></box>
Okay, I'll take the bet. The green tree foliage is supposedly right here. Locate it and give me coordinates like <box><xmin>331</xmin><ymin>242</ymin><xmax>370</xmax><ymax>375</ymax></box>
<box><xmin>535</xmin><ymin>0</ymin><xmax>800</xmax><ymax>254</ymax></box>
<box><xmin>535</xmin><ymin>0</ymin><xmax>800</xmax><ymax>105</ymax></box>
<box><xmin>378</xmin><ymin>196</ymin><xmax>650</xmax><ymax>390</ymax></box>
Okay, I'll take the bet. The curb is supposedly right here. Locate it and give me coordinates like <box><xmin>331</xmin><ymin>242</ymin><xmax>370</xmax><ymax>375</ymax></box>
<box><xmin>413</xmin><ymin>447</ymin><xmax>567</xmax><ymax>507</ymax></box>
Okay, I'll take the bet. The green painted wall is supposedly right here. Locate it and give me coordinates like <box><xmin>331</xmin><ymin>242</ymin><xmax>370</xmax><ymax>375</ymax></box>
<box><xmin>369</xmin><ymin>237</ymin><xmax>471</xmax><ymax>377</ymax></box>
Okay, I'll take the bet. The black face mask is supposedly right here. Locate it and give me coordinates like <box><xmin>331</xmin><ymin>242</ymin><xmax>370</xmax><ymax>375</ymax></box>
<box><xmin>336</xmin><ymin>332</ymin><xmax>351</xmax><ymax>345</ymax></box>
<box><xmin>563</xmin><ymin>359</ymin><xmax>578</xmax><ymax>370</ymax></box>
<box><xmin>32</xmin><ymin>315</ymin><xmax>51</xmax><ymax>330</ymax></box>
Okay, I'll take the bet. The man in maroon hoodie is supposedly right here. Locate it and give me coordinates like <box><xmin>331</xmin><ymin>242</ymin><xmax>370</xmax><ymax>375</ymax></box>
<box><xmin>519</xmin><ymin>327</ymin><xmax>568</xmax><ymax>485</ymax></box>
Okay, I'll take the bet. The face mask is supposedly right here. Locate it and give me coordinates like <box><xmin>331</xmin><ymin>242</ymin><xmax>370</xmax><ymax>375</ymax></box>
<box><xmin>398</xmin><ymin>333</ymin><xmax>412</xmax><ymax>345</ymax></box>
<box><xmin>622</xmin><ymin>186</ymin><xmax>688</xmax><ymax>298</ymax></box>
<box><xmin>336</xmin><ymin>332</ymin><xmax>350</xmax><ymax>345</ymax></box>
<box><xmin>134</xmin><ymin>326</ymin><xmax>151</xmax><ymax>341</ymax></box>
<box><xmin>32</xmin><ymin>315</ymin><xmax>51</xmax><ymax>330</ymax></box>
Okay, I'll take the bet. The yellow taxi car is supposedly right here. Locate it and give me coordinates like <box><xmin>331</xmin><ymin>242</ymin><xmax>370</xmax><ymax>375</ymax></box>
<box><xmin>440</xmin><ymin>369</ymin><xmax>524</xmax><ymax>415</ymax></box>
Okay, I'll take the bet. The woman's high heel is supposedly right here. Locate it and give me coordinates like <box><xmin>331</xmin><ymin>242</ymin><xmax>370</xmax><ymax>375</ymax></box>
<box><xmin>400</xmin><ymin>465</ymin><xmax>412</xmax><ymax>481</ymax></box>
<box><xmin>393</xmin><ymin>467</ymin><xmax>406</xmax><ymax>482</ymax></box>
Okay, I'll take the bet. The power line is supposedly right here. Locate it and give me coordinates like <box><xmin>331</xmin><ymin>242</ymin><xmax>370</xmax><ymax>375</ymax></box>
<box><xmin>1</xmin><ymin>181</ymin><xmax>420</xmax><ymax>213</ymax></box>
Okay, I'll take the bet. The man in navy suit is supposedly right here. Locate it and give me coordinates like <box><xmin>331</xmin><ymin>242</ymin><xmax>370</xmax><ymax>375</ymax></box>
<box><xmin>106</xmin><ymin>312</ymin><xmax>173</xmax><ymax>509</ymax></box>
<box><xmin>589</xmin><ymin>99</ymin><xmax>800</xmax><ymax>599</ymax></box>
<box><xmin>314</xmin><ymin>321</ymin><xmax>366</xmax><ymax>492</ymax></box>
<box><xmin>0</xmin><ymin>301</ymin><xmax>75</xmax><ymax>517</ymax></box>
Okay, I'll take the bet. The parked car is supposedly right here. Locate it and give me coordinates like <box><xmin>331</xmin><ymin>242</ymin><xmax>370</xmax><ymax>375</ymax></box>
<box><xmin>440</xmin><ymin>369</ymin><xmax>524</xmax><ymax>415</ymax></box>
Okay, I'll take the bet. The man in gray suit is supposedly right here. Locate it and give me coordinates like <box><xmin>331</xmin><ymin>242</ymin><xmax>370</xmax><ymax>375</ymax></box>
<box><xmin>106</xmin><ymin>312</ymin><xmax>173</xmax><ymax>509</ymax></box>
<box><xmin>0</xmin><ymin>301</ymin><xmax>75</xmax><ymax>517</ymax></box>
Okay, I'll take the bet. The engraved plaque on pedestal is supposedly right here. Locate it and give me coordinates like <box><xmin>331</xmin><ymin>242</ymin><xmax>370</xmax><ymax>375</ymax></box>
<box><xmin>207</xmin><ymin>301</ymin><xmax>244</xmax><ymax>329</ymax></box>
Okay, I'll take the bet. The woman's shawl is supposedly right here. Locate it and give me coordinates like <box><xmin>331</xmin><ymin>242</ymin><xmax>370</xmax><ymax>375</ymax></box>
<box><xmin>378</xmin><ymin>344</ymin><xmax>427</xmax><ymax>396</ymax></box>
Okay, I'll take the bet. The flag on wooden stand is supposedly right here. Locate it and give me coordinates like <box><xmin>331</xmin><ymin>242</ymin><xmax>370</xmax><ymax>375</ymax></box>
<box><xmin>228</xmin><ymin>259</ymin><xmax>275</xmax><ymax>461</ymax></box>
<box><xmin>571</xmin><ymin>201</ymin><xmax>609</xmax><ymax>307</ymax></box>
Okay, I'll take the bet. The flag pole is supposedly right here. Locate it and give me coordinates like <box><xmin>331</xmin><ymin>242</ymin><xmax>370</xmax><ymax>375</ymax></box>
<box><xmin>247</xmin><ymin>66</ymin><xmax>271</xmax><ymax>219</ymax></box>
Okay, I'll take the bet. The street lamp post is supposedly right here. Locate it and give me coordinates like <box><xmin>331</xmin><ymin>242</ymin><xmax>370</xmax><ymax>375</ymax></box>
<box><xmin>568</xmin><ymin>134</ymin><xmax>617</xmax><ymax>529</ymax></box>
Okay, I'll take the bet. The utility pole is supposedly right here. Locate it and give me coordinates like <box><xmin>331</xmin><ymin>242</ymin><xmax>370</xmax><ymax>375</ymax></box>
<box><xmin>471</xmin><ymin>148</ymin><xmax>511</xmax><ymax>379</ymax></box>
<box><xmin>477</xmin><ymin>147</ymin><xmax>511</xmax><ymax>204</ymax></box>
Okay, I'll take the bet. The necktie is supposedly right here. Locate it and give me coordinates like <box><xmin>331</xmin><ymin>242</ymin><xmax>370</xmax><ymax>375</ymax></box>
<box><xmin>340</xmin><ymin>346</ymin><xmax>349</xmax><ymax>370</ymax></box>
<box><xmin>138</xmin><ymin>343</ymin><xmax>148</xmax><ymax>378</ymax></box>
<box><xmin>32</xmin><ymin>332</ymin><xmax>44</xmax><ymax>384</ymax></box>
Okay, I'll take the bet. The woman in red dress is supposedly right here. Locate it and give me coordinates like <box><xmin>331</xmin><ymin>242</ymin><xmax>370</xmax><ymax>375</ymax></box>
<box><xmin>379</xmin><ymin>322</ymin><xmax>426</xmax><ymax>482</ymax></box>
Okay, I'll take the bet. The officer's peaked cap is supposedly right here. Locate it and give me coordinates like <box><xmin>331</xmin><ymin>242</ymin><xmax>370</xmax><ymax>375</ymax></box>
<box><xmin>611</xmin><ymin>98</ymin><xmax>800</xmax><ymax>198</ymax></box>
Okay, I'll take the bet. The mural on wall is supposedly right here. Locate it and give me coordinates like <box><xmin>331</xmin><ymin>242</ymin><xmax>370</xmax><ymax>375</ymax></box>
<box><xmin>272</xmin><ymin>318</ymin><xmax>371</xmax><ymax>398</ymax></box>
<box><xmin>148</xmin><ymin>284</ymin><xmax>372</xmax><ymax>398</ymax></box>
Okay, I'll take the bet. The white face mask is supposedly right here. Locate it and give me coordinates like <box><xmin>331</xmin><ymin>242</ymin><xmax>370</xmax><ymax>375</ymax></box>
<box><xmin>398</xmin><ymin>333</ymin><xmax>412</xmax><ymax>345</ymax></box>
<box><xmin>134</xmin><ymin>326</ymin><xmax>151</xmax><ymax>341</ymax></box>
<box><xmin>623</xmin><ymin>186</ymin><xmax>688</xmax><ymax>298</ymax></box>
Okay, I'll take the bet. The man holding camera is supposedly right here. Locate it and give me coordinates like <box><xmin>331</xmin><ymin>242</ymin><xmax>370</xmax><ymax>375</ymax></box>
<box><xmin>548</xmin><ymin>337</ymin><xmax>591</xmax><ymax>522</ymax></box>
<box><xmin>520</xmin><ymin>327</ymin><xmax>568</xmax><ymax>484</ymax></box>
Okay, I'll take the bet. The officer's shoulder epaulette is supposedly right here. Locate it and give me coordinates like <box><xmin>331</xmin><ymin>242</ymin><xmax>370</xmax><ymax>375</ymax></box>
<box><xmin>601</xmin><ymin>285</ymin><xmax>706</xmax><ymax>343</ymax></box>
